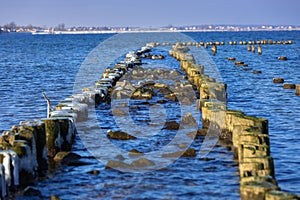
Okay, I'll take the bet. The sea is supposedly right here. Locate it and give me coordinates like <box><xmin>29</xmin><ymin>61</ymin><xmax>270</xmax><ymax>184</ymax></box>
<box><xmin>0</xmin><ymin>31</ymin><xmax>299</xmax><ymax>199</ymax></box>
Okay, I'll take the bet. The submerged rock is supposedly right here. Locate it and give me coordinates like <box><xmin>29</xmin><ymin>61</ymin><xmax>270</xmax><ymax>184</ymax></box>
<box><xmin>128</xmin><ymin>149</ymin><xmax>144</xmax><ymax>157</ymax></box>
<box><xmin>54</xmin><ymin>152</ymin><xmax>81</xmax><ymax>162</ymax></box>
<box><xmin>181</xmin><ymin>112</ymin><xmax>198</xmax><ymax>126</ymax></box>
<box><xmin>163</xmin><ymin>121</ymin><xmax>180</xmax><ymax>130</ymax></box>
<box><xmin>105</xmin><ymin>160</ymin><xmax>131</xmax><ymax>169</ymax></box>
<box><xmin>49</xmin><ymin>195</ymin><xmax>62</xmax><ymax>200</ymax></box>
<box><xmin>162</xmin><ymin>148</ymin><xmax>196</xmax><ymax>158</ymax></box>
<box><xmin>54</xmin><ymin>152</ymin><xmax>83</xmax><ymax>166</ymax></box>
<box><xmin>187</xmin><ymin>129</ymin><xmax>208</xmax><ymax>139</ymax></box>
<box><xmin>112</xmin><ymin>108</ymin><xmax>128</xmax><ymax>116</ymax></box>
<box><xmin>107</xmin><ymin>130</ymin><xmax>136</xmax><ymax>140</ymax></box>
<box><xmin>131</xmin><ymin>158</ymin><xmax>155</xmax><ymax>167</ymax></box>
<box><xmin>87</xmin><ymin>170</ymin><xmax>100</xmax><ymax>175</ymax></box>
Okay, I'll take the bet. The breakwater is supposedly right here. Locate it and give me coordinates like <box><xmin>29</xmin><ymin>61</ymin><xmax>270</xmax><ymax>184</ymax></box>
<box><xmin>168</xmin><ymin>42</ymin><xmax>299</xmax><ymax>199</ymax></box>
<box><xmin>0</xmin><ymin>32</ymin><xmax>298</xmax><ymax>198</ymax></box>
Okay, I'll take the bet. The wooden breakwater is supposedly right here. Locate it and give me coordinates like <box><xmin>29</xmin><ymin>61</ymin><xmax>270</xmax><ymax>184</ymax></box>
<box><xmin>169</xmin><ymin>42</ymin><xmax>299</xmax><ymax>200</ymax></box>
<box><xmin>0</xmin><ymin>39</ymin><xmax>298</xmax><ymax>199</ymax></box>
<box><xmin>0</xmin><ymin>46</ymin><xmax>151</xmax><ymax>198</ymax></box>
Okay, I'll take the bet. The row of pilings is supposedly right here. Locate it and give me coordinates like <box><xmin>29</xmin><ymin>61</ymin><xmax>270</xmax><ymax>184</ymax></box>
<box><xmin>0</xmin><ymin>45</ymin><xmax>152</xmax><ymax>198</ymax></box>
<box><xmin>169</xmin><ymin>43</ymin><xmax>299</xmax><ymax>200</ymax></box>
<box><xmin>0</xmin><ymin>40</ymin><xmax>297</xmax><ymax>199</ymax></box>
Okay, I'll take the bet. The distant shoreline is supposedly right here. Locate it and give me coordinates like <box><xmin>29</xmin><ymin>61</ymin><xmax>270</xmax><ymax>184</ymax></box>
<box><xmin>1</xmin><ymin>29</ymin><xmax>299</xmax><ymax>35</ymax></box>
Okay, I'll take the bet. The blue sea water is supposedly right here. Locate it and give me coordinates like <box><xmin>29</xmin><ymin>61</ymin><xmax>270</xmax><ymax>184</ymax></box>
<box><xmin>0</xmin><ymin>31</ymin><xmax>299</xmax><ymax>199</ymax></box>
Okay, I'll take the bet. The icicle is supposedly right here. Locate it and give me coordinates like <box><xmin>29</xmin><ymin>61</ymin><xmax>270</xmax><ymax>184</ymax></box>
<box><xmin>0</xmin><ymin>164</ymin><xmax>6</xmax><ymax>198</ymax></box>
<box><xmin>9</xmin><ymin>150</ymin><xmax>19</xmax><ymax>186</ymax></box>
<box><xmin>1</xmin><ymin>152</ymin><xmax>11</xmax><ymax>187</ymax></box>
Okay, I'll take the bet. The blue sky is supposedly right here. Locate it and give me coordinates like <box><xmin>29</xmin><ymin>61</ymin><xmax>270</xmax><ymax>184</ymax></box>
<box><xmin>1</xmin><ymin>0</ymin><xmax>300</xmax><ymax>27</ymax></box>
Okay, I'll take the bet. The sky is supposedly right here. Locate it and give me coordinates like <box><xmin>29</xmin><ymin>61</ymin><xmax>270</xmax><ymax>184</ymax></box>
<box><xmin>1</xmin><ymin>0</ymin><xmax>300</xmax><ymax>27</ymax></box>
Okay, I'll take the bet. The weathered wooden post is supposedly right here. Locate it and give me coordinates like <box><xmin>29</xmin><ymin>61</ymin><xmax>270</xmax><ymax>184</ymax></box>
<box><xmin>258</xmin><ymin>45</ymin><xmax>262</xmax><ymax>55</ymax></box>
<box><xmin>296</xmin><ymin>84</ymin><xmax>300</xmax><ymax>96</ymax></box>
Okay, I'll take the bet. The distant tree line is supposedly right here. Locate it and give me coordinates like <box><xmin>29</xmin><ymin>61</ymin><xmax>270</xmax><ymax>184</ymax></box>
<box><xmin>0</xmin><ymin>21</ymin><xmax>68</xmax><ymax>32</ymax></box>
<box><xmin>0</xmin><ymin>21</ymin><xmax>44</xmax><ymax>32</ymax></box>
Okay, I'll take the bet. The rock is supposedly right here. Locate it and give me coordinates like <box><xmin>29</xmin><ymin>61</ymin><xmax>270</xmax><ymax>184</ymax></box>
<box><xmin>181</xmin><ymin>97</ymin><xmax>193</xmax><ymax>105</ymax></box>
<box><xmin>105</xmin><ymin>160</ymin><xmax>131</xmax><ymax>169</ymax></box>
<box><xmin>197</xmin><ymin>129</ymin><xmax>208</xmax><ymax>136</ymax></box>
<box><xmin>266</xmin><ymin>190</ymin><xmax>299</xmax><ymax>200</ymax></box>
<box><xmin>278</xmin><ymin>56</ymin><xmax>288</xmax><ymax>61</ymax></box>
<box><xmin>131</xmin><ymin>158</ymin><xmax>155</xmax><ymax>167</ymax></box>
<box><xmin>162</xmin><ymin>148</ymin><xmax>196</xmax><ymax>158</ymax></box>
<box><xmin>87</xmin><ymin>170</ymin><xmax>100</xmax><ymax>175</ymax></box>
<box><xmin>182</xmin><ymin>148</ymin><xmax>197</xmax><ymax>157</ymax></box>
<box><xmin>163</xmin><ymin>121</ymin><xmax>180</xmax><ymax>130</ymax></box>
<box><xmin>54</xmin><ymin>152</ymin><xmax>84</xmax><ymax>166</ymax></box>
<box><xmin>188</xmin><ymin>129</ymin><xmax>208</xmax><ymax>138</ymax></box>
<box><xmin>54</xmin><ymin>152</ymin><xmax>81</xmax><ymax>162</ymax></box>
<box><xmin>49</xmin><ymin>195</ymin><xmax>61</xmax><ymax>200</ymax></box>
<box><xmin>273</xmin><ymin>78</ymin><xmax>284</xmax><ymax>84</ymax></box>
<box><xmin>154</xmin><ymin>83</ymin><xmax>168</xmax><ymax>89</ymax></box>
<box><xmin>23</xmin><ymin>186</ymin><xmax>42</xmax><ymax>197</ymax></box>
<box><xmin>283</xmin><ymin>84</ymin><xmax>296</xmax><ymax>89</ymax></box>
<box><xmin>128</xmin><ymin>149</ymin><xmax>144</xmax><ymax>157</ymax></box>
<box><xmin>157</xmin><ymin>99</ymin><xmax>167</xmax><ymax>104</ymax></box>
<box><xmin>178</xmin><ymin>143</ymin><xmax>189</xmax><ymax>149</ymax></box>
<box><xmin>199</xmin><ymin>157</ymin><xmax>216</xmax><ymax>161</ymax></box>
<box><xmin>253</xmin><ymin>70</ymin><xmax>262</xmax><ymax>74</ymax></box>
<box><xmin>112</xmin><ymin>108</ymin><xmax>128</xmax><ymax>116</ymax></box>
<box><xmin>181</xmin><ymin>112</ymin><xmax>198</xmax><ymax>126</ymax></box>
<box><xmin>115</xmin><ymin>154</ymin><xmax>125</xmax><ymax>161</ymax></box>
<box><xmin>164</xmin><ymin>94</ymin><xmax>178</xmax><ymax>102</ymax></box>
<box><xmin>107</xmin><ymin>130</ymin><xmax>136</xmax><ymax>140</ymax></box>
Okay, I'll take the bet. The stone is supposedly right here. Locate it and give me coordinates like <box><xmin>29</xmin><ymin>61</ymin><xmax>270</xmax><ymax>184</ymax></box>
<box><xmin>115</xmin><ymin>154</ymin><xmax>125</xmax><ymax>161</ymax></box>
<box><xmin>107</xmin><ymin>130</ymin><xmax>136</xmax><ymax>140</ymax></box>
<box><xmin>157</xmin><ymin>99</ymin><xmax>167</xmax><ymax>104</ymax></box>
<box><xmin>163</xmin><ymin>121</ymin><xmax>180</xmax><ymax>130</ymax></box>
<box><xmin>181</xmin><ymin>112</ymin><xmax>198</xmax><ymax>126</ymax></box>
<box><xmin>105</xmin><ymin>160</ymin><xmax>131</xmax><ymax>169</ymax></box>
<box><xmin>164</xmin><ymin>94</ymin><xmax>178</xmax><ymax>102</ymax></box>
<box><xmin>54</xmin><ymin>152</ymin><xmax>82</xmax><ymax>166</ymax></box>
<box><xmin>87</xmin><ymin>170</ymin><xmax>100</xmax><ymax>175</ymax></box>
<box><xmin>182</xmin><ymin>148</ymin><xmax>197</xmax><ymax>157</ymax></box>
<box><xmin>253</xmin><ymin>70</ymin><xmax>262</xmax><ymax>74</ymax></box>
<box><xmin>197</xmin><ymin>129</ymin><xmax>208</xmax><ymax>136</ymax></box>
<box><xmin>112</xmin><ymin>108</ymin><xmax>128</xmax><ymax>116</ymax></box>
<box><xmin>49</xmin><ymin>195</ymin><xmax>62</xmax><ymax>200</ymax></box>
<box><xmin>178</xmin><ymin>143</ymin><xmax>189</xmax><ymax>149</ymax></box>
<box><xmin>162</xmin><ymin>148</ymin><xmax>196</xmax><ymax>158</ymax></box>
<box><xmin>128</xmin><ymin>149</ymin><xmax>144</xmax><ymax>157</ymax></box>
<box><xmin>266</xmin><ymin>190</ymin><xmax>299</xmax><ymax>200</ymax></box>
<box><xmin>131</xmin><ymin>158</ymin><xmax>155</xmax><ymax>167</ymax></box>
